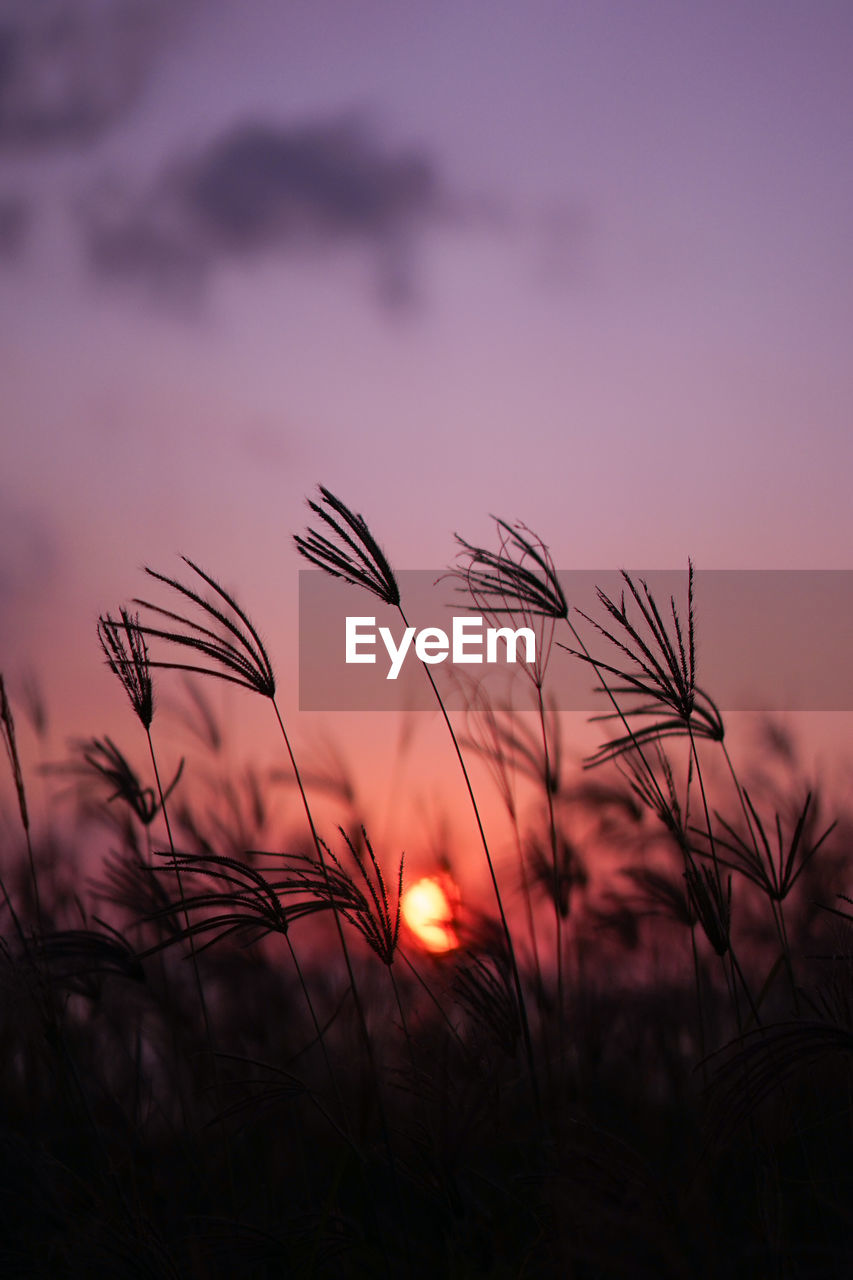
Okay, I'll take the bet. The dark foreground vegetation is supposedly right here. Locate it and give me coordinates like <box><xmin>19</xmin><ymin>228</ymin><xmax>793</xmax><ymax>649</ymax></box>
<box><xmin>1</xmin><ymin>491</ymin><xmax>852</xmax><ymax>1277</ymax></box>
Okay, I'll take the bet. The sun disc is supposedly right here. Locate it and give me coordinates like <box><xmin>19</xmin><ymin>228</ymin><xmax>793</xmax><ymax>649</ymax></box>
<box><xmin>401</xmin><ymin>876</ymin><xmax>459</xmax><ymax>953</ymax></box>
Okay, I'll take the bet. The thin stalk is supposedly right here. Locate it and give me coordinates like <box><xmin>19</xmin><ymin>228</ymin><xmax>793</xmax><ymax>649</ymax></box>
<box><xmin>141</xmin><ymin>816</ymin><xmax>193</xmax><ymax>1139</ymax></box>
<box><xmin>534</xmin><ymin>680</ymin><xmax>564</xmax><ymax>1065</ymax></box>
<box><xmin>1</xmin><ymin>688</ymin><xmax>42</xmax><ymax>933</ymax></box>
<box><xmin>722</xmin><ymin>951</ymin><xmax>743</xmax><ymax>1036</ymax></box>
<box><xmin>284</xmin><ymin>930</ymin><xmax>350</xmax><ymax>1125</ymax></box>
<box><xmin>687</xmin><ymin>728</ymin><xmax>720</xmax><ymax>880</ymax></box>
<box><xmin>720</xmin><ymin>742</ymin><xmax>761</xmax><ymax>858</ymax></box>
<box><xmin>564</xmin><ymin>618</ymin><xmax>671</xmax><ymax>817</ymax></box>
<box><xmin>146</xmin><ymin>728</ymin><xmax>235</xmax><ymax>1202</ymax></box>
<box><xmin>146</xmin><ymin>730</ymin><xmax>215</xmax><ymax>1038</ymax></box>
<box><xmin>388</xmin><ymin>963</ymin><xmax>416</xmax><ymax>1072</ymax></box>
<box><xmin>396</xmin><ymin>604</ymin><xmax>540</xmax><ymax>1120</ymax></box>
<box><xmin>722</xmin><ymin>741</ymin><xmax>798</xmax><ymax>1010</ymax></box>
<box><xmin>774</xmin><ymin>897</ymin><xmax>798</xmax><ymax>1010</ymax></box>
<box><xmin>269</xmin><ymin>700</ymin><xmax>373</xmax><ymax>1076</ymax></box>
<box><xmin>689</xmin><ymin>923</ymin><xmax>708</xmax><ymax>1087</ymax></box>
<box><xmin>688</xmin><ymin>728</ymin><xmax>759</xmax><ymax>1028</ymax></box>
<box><xmin>269</xmin><ymin>697</ymin><xmax>411</xmax><ymax>1268</ymax></box>
<box><xmin>510</xmin><ymin>816</ymin><xmax>544</xmax><ymax>1013</ymax></box>
<box><xmin>0</xmin><ymin>870</ymin><xmax>28</xmax><ymax>954</ymax></box>
<box><xmin>401</xmin><ymin>950</ymin><xmax>466</xmax><ymax>1050</ymax></box>
<box><xmin>22</xmin><ymin>823</ymin><xmax>42</xmax><ymax>937</ymax></box>
<box><xmin>729</xmin><ymin>946</ymin><xmax>761</xmax><ymax>1029</ymax></box>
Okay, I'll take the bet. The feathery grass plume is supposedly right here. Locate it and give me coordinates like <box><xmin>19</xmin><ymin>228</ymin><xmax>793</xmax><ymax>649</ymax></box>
<box><xmin>170</xmin><ymin>675</ymin><xmax>224</xmax><ymax>754</ymax></box>
<box><xmin>621</xmin><ymin>865</ymin><xmax>696</xmax><ymax>930</ymax></box>
<box><xmin>293</xmin><ymin>484</ymin><xmax>400</xmax><ymax>605</ymax></box>
<box><xmin>19</xmin><ymin>671</ymin><xmax>48</xmax><ymax>742</ymax></box>
<box><xmin>138</xmin><ymin>851</ymin><xmax>328</xmax><ymax>956</ymax></box>
<box><xmin>459</xmin><ymin>686</ymin><xmax>521</xmax><ymax>821</ymax></box>
<box><xmin>527</xmin><ymin>830</ymin><xmax>587</xmax><ymax>920</ymax></box>
<box><xmin>569</xmin><ymin>567</ymin><xmax>741</xmax><ymax>1025</ymax></box>
<box><xmin>137</xmin><ymin>546</ymin><xmax>384</xmax><ymax>1162</ymax></box>
<box><xmin>696</xmin><ymin>791</ymin><xmax>835</xmax><ymax>904</ymax></box>
<box><xmin>102</xmin><ymin>585</ymin><xmax>239</xmax><ymax>1191</ymax></box>
<box><xmin>294</xmin><ymin>828</ymin><xmax>403</xmax><ymax>967</ymax></box>
<box><xmin>463</xmin><ymin>693</ymin><xmax>564</xmax><ymax>797</ymax></box>
<box><xmin>137</xmin><ymin>842</ymin><xmax>358</xmax><ymax>1145</ymax></box>
<box><xmin>453</xmin><ymin>951</ymin><xmax>520</xmax><ymax>1056</ymax></box>
<box><xmin>704</xmin><ymin>1018</ymin><xmax>853</xmax><ymax>1145</ymax></box>
<box><xmin>617</xmin><ymin>745</ymin><xmax>689</xmax><ymax>849</ymax></box>
<box><xmin>458</xmin><ymin>682</ymin><xmax>545</xmax><ymax>1000</ymax></box>
<box><xmin>291</xmin><ymin>826</ymin><xmax>412</xmax><ymax>1069</ymax></box>
<box><xmin>94</xmin><ymin>850</ymin><xmax>182</xmax><ymax>936</ymax></box>
<box><xmin>565</xmin><ymin>563</ymin><xmax>725</xmax><ymax>765</ymax></box>
<box><xmin>98</xmin><ymin>609</ymin><xmax>154</xmax><ymax>728</ymax></box>
<box><xmin>209</xmin><ymin>1054</ymin><xmax>308</xmax><ymax>1129</ymax></box>
<box><xmin>33</xmin><ymin>926</ymin><xmax>144</xmax><ymax>995</ymax></box>
<box><xmin>454</xmin><ymin>518</ymin><xmax>567</xmax><ymax>1065</ymax></box>
<box><xmin>62</xmin><ymin>736</ymin><xmax>183</xmax><ymax>828</ymax></box>
<box><xmin>454</xmin><ymin>518</ymin><xmax>567</xmax><ymax>692</ymax></box>
<box><xmin>133</xmin><ymin>558</ymin><xmax>275</xmax><ymax>697</ymax></box>
<box><xmin>270</xmin><ymin>731</ymin><xmax>357</xmax><ymax>808</ymax></box>
<box><xmin>685</xmin><ymin>861</ymin><xmax>731</xmax><ymax>957</ymax></box>
<box><xmin>454</xmin><ymin>517</ymin><xmax>568</xmax><ymax>621</ymax></box>
<box><xmin>297</xmin><ymin>487</ymin><xmax>540</xmax><ymax>1118</ymax></box>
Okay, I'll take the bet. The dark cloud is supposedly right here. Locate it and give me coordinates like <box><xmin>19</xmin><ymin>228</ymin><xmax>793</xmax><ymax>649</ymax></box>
<box><xmin>82</xmin><ymin>118</ymin><xmax>446</xmax><ymax>305</ymax></box>
<box><xmin>183</xmin><ymin>122</ymin><xmax>439</xmax><ymax>249</ymax></box>
<box><xmin>0</xmin><ymin>0</ymin><xmax>178</xmax><ymax>149</ymax></box>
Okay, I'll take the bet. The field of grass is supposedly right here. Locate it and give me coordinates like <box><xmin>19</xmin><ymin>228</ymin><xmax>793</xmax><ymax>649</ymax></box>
<box><xmin>1</xmin><ymin>491</ymin><xmax>851</xmax><ymax>1277</ymax></box>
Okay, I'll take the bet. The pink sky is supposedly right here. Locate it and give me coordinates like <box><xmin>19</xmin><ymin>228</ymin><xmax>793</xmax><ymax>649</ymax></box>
<box><xmin>2</xmin><ymin>1</ymin><xmax>853</xmax><ymax>871</ymax></box>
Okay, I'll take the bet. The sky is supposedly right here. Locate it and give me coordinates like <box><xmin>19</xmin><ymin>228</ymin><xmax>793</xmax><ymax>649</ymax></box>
<box><xmin>2</xmin><ymin>0</ymin><xmax>853</xmax><ymax>867</ymax></box>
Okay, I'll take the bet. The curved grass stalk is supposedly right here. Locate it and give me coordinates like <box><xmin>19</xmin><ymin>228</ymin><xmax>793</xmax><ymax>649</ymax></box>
<box><xmin>296</xmin><ymin>490</ymin><xmax>541</xmax><ymax>1120</ymax></box>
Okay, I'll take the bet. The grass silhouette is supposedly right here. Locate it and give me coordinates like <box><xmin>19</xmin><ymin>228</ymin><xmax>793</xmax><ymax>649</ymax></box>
<box><xmin>0</xmin><ymin>503</ymin><xmax>851</xmax><ymax>1277</ymax></box>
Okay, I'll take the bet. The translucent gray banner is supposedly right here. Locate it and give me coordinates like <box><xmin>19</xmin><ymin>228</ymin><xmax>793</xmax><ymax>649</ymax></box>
<box><xmin>298</xmin><ymin>570</ymin><xmax>853</xmax><ymax>711</ymax></box>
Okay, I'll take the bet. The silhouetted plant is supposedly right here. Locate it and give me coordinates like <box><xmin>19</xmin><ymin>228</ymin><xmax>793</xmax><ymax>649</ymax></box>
<box><xmin>454</xmin><ymin>517</ymin><xmax>568</xmax><ymax>623</ymax></box>
<box><xmin>132</xmin><ymin>552</ymin><xmax>374</xmax><ymax>1146</ymax></box>
<box><xmin>565</xmin><ymin>565</ymin><xmax>726</xmax><ymax>765</ymax></box>
<box><xmin>314</xmin><ymin>827</ymin><xmax>403</xmax><ymax>969</ymax></box>
<box><xmin>293</xmin><ymin>485</ymin><xmax>400</xmax><ymax>605</ymax></box>
<box><xmin>134</xmin><ymin>560</ymin><xmax>276</xmax><ymax>697</ymax></box>
<box><xmin>98</xmin><ymin>609</ymin><xmax>155</xmax><ymax>729</ymax></box>
<box><xmin>453</xmin><ymin>950</ymin><xmax>520</xmax><ymax>1057</ymax></box>
<box><xmin>2</xmin><ymin>499</ymin><xmax>851</xmax><ymax>1279</ymax></box>
<box><xmin>297</xmin><ymin>486</ymin><xmax>540</xmax><ymax>1116</ymax></box>
<box><xmin>57</xmin><ymin>735</ymin><xmax>183</xmax><ymax>828</ymax></box>
<box><xmin>699</xmin><ymin>790</ymin><xmax>835</xmax><ymax>905</ymax></box>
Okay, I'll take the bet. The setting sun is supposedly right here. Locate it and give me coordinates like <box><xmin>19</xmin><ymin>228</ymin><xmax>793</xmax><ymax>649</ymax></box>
<box><xmin>401</xmin><ymin>876</ymin><xmax>459</xmax><ymax>953</ymax></box>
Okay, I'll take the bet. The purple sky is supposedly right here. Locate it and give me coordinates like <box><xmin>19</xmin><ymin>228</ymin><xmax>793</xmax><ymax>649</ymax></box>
<box><xmin>2</xmin><ymin>1</ymin><xmax>853</xmax><ymax>825</ymax></box>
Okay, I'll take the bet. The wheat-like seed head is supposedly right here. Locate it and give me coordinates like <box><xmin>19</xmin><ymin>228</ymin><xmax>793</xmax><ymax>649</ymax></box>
<box><xmin>685</xmin><ymin>860</ymin><xmax>731</xmax><ymax>957</ymax></box>
<box><xmin>452</xmin><ymin>519</ymin><xmax>567</xmax><ymax>688</ymax></box>
<box><xmin>694</xmin><ymin>791</ymin><xmax>836</xmax><ymax>904</ymax></box>
<box><xmin>133</xmin><ymin>558</ymin><xmax>276</xmax><ymax>698</ymax></box>
<box><xmin>294</xmin><ymin>486</ymin><xmax>400</xmax><ymax>606</ymax></box>
<box><xmin>454</xmin><ymin>518</ymin><xmax>568</xmax><ymax>622</ymax></box>
<box><xmin>98</xmin><ymin>609</ymin><xmax>155</xmax><ymax>729</ymax></box>
<box><xmin>565</xmin><ymin>564</ymin><xmax>725</xmax><ymax>765</ymax></box>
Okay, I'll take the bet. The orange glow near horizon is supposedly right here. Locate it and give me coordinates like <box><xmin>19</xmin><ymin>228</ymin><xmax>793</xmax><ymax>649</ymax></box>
<box><xmin>401</xmin><ymin>875</ymin><xmax>459</xmax><ymax>953</ymax></box>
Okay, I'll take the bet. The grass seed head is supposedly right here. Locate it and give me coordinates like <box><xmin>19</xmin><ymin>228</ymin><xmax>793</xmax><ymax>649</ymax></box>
<box><xmin>133</xmin><ymin>559</ymin><xmax>276</xmax><ymax>698</ymax></box>
<box><xmin>294</xmin><ymin>486</ymin><xmax>400</xmax><ymax>606</ymax></box>
<box><xmin>98</xmin><ymin>609</ymin><xmax>155</xmax><ymax>729</ymax></box>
